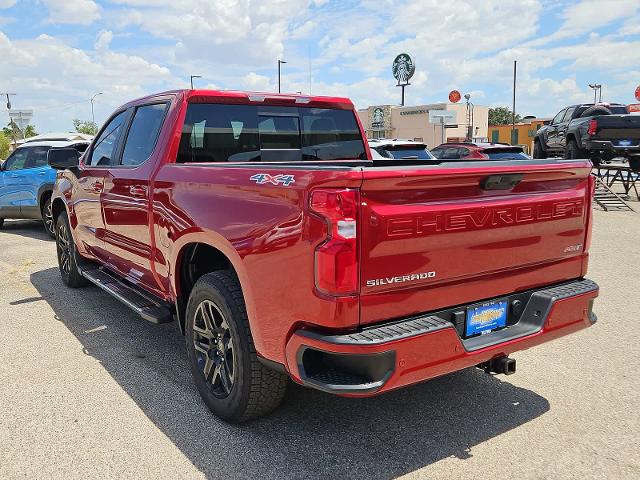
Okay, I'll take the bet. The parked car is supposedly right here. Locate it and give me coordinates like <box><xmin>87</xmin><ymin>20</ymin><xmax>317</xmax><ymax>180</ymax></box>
<box><xmin>534</xmin><ymin>103</ymin><xmax>640</xmax><ymax>170</ymax></box>
<box><xmin>0</xmin><ymin>137</ymin><xmax>90</xmax><ymax>237</ymax></box>
<box><xmin>368</xmin><ymin>139</ymin><xmax>436</xmax><ymax>160</ymax></box>
<box><xmin>431</xmin><ymin>142</ymin><xmax>530</xmax><ymax>160</ymax></box>
<box><xmin>49</xmin><ymin>89</ymin><xmax>599</xmax><ymax>422</ymax></box>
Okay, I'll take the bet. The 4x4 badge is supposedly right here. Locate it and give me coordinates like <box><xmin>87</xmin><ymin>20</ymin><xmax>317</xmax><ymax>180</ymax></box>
<box><xmin>250</xmin><ymin>173</ymin><xmax>295</xmax><ymax>186</ymax></box>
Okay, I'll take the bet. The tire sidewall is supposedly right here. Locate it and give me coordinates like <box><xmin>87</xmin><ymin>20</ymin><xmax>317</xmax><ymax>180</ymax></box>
<box><xmin>42</xmin><ymin>197</ymin><xmax>55</xmax><ymax>238</ymax></box>
<box><xmin>185</xmin><ymin>275</ymin><xmax>252</xmax><ymax>421</ymax></box>
<box><xmin>55</xmin><ymin>212</ymin><xmax>83</xmax><ymax>287</ymax></box>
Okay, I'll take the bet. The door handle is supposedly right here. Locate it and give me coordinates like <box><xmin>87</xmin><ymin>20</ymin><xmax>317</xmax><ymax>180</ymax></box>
<box><xmin>129</xmin><ymin>185</ymin><xmax>147</xmax><ymax>197</ymax></box>
<box><xmin>38</xmin><ymin>171</ymin><xmax>47</xmax><ymax>176</ymax></box>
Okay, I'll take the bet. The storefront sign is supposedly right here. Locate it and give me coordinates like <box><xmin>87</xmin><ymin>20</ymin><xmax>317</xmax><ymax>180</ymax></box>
<box><xmin>392</xmin><ymin>53</ymin><xmax>415</xmax><ymax>86</ymax></box>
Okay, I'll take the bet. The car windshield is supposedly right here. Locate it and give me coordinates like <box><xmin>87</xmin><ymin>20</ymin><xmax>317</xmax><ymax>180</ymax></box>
<box><xmin>483</xmin><ymin>149</ymin><xmax>529</xmax><ymax>160</ymax></box>
<box><xmin>374</xmin><ymin>145</ymin><xmax>435</xmax><ymax>160</ymax></box>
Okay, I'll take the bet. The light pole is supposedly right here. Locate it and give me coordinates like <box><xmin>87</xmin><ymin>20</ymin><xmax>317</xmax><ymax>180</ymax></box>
<box><xmin>190</xmin><ymin>75</ymin><xmax>201</xmax><ymax>90</ymax></box>
<box><xmin>1</xmin><ymin>93</ymin><xmax>17</xmax><ymax>147</ymax></box>
<box><xmin>90</xmin><ymin>92</ymin><xmax>102</xmax><ymax>124</ymax></box>
<box><xmin>589</xmin><ymin>83</ymin><xmax>602</xmax><ymax>103</ymax></box>
<box><xmin>278</xmin><ymin>60</ymin><xmax>287</xmax><ymax>93</ymax></box>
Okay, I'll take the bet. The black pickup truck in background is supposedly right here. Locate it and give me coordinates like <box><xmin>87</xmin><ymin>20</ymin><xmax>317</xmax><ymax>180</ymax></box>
<box><xmin>533</xmin><ymin>103</ymin><xmax>640</xmax><ymax>171</ymax></box>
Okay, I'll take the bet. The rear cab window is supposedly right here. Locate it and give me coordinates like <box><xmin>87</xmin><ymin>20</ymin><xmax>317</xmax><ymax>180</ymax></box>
<box><xmin>482</xmin><ymin>148</ymin><xmax>529</xmax><ymax>160</ymax></box>
<box><xmin>176</xmin><ymin>103</ymin><xmax>366</xmax><ymax>163</ymax></box>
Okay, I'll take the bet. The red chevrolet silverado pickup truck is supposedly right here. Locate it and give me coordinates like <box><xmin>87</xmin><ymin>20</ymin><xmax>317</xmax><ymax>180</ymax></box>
<box><xmin>48</xmin><ymin>89</ymin><xmax>599</xmax><ymax>422</ymax></box>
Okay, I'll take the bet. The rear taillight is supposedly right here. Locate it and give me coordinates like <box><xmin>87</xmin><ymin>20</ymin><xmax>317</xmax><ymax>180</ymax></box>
<box><xmin>310</xmin><ymin>189</ymin><xmax>359</xmax><ymax>296</ymax></box>
<box><xmin>587</xmin><ymin>119</ymin><xmax>598</xmax><ymax>136</ymax></box>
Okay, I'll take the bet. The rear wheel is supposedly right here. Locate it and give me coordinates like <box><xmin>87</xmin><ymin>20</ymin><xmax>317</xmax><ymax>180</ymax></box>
<box><xmin>630</xmin><ymin>157</ymin><xmax>640</xmax><ymax>172</ymax></box>
<box><xmin>42</xmin><ymin>196</ymin><xmax>55</xmax><ymax>238</ymax></box>
<box><xmin>185</xmin><ymin>271</ymin><xmax>287</xmax><ymax>423</ymax></box>
<box><xmin>55</xmin><ymin>211</ymin><xmax>90</xmax><ymax>288</ymax></box>
<box><xmin>533</xmin><ymin>139</ymin><xmax>546</xmax><ymax>159</ymax></box>
<box><xmin>565</xmin><ymin>138</ymin><xmax>588</xmax><ymax>160</ymax></box>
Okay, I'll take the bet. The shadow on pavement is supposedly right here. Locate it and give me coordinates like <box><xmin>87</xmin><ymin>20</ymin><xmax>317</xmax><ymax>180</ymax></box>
<box><xmin>31</xmin><ymin>267</ymin><xmax>550</xmax><ymax>479</ymax></box>
<box><xmin>0</xmin><ymin>219</ymin><xmax>51</xmax><ymax>242</ymax></box>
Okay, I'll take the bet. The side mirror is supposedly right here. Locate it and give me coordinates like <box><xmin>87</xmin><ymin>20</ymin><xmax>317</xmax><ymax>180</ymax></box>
<box><xmin>48</xmin><ymin>148</ymin><xmax>80</xmax><ymax>170</ymax></box>
<box><xmin>543</xmin><ymin>120</ymin><xmax>550</xmax><ymax>126</ymax></box>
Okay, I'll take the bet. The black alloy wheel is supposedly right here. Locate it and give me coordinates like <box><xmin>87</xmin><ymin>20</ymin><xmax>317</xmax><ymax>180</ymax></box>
<box><xmin>192</xmin><ymin>299</ymin><xmax>237</xmax><ymax>398</ymax></box>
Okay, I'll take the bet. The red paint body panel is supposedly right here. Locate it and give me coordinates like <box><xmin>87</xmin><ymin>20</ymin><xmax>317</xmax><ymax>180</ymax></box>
<box><xmin>52</xmin><ymin>89</ymin><xmax>598</xmax><ymax>391</ymax></box>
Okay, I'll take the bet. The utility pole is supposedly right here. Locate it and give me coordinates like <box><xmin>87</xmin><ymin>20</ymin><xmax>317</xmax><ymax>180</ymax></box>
<box><xmin>190</xmin><ymin>75</ymin><xmax>201</xmax><ymax>90</ymax></box>
<box><xmin>1</xmin><ymin>92</ymin><xmax>17</xmax><ymax>148</ymax></box>
<box><xmin>512</xmin><ymin>60</ymin><xmax>517</xmax><ymax>146</ymax></box>
<box><xmin>278</xmin><ymin>59</ymin><xmax>287</xmax><ymax>93</ymax></box>
<box><xmin>90</xmin><ymin>92</ymin><xmax>102</xmax><ymax>124</ymax></box>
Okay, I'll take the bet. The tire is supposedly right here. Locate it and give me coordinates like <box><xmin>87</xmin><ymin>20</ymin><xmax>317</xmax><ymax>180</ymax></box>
<box><xmin>55</xmin><ymin>211</ymin><xmax>90</xmax><ymax>288</ymax></box>
<box><xmin>0</xmin><ymin>218</ymin><xmax>4</xmax><ymax>229</ymax></box>
<box><xmin>533</xmin><ymin>139</ymin><xmax>546</xmax><ymax>159</ymax></box>
<box><xmin>185</xmin><ymin>271</ymin><xmax>287</xmax><ymax>423</ymax></box>
<box><xmin>580</xmin><ymin>105</ymin><xmax>612</xmax><ymax>118</ymax></box>
<box><xmin>41</xmin><ymin>196</ymin><xmax>55</xmax><ymax>239</ymax></box>
<box><xmin>565</xmin><ymin>138</ymin><xmax>588</xmax><ymax>160</ymax></box>
<box><xmin>630</xmin><ymin>157</ymin><xmax>640</xmax><ymax>172</ymax></box>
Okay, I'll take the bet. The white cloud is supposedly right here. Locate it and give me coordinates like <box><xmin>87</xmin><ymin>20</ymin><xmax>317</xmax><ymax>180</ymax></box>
<box><xmin>0</xmin><ymin>32</ymin><xmax>174</xmax><ymax>131</ymax></box>
<box><xmin>0</xmin><ymin>0</ymin><xmax>16</xmax><ymax>8</ymax></box>
<box><xmin>42</xmin><ymin>0</ymin><xmax>100</xmax><ymax>25</ymax></box>
<box><xmin>94</xmin><ymin>30</ymin><xmax>113</xmax><ymax>51</ymax></box>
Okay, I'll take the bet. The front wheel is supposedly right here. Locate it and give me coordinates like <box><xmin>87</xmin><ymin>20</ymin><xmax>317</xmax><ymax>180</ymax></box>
<box><xmin>185</xmin><ymin>271</ymin><xmax>287</xmax><ymax>423</ymax></box>
<box><xmin>55</xmin><ymin>211</ymin><xmax>90</xmax><ymax>288</ymax></box>
<box><xmin>42</xmin><ymin>197</ymin><xmax>55</xmax><ymax>238</ymax></box>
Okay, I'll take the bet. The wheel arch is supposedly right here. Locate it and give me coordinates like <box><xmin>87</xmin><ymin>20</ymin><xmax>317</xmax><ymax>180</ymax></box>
<box><xmin>37</xmin><ymin>183</ymin><xmax>55</xmax><ymax>212</ymax></box>
<box><xmin>171</xmin><ymin>235</ymin><xmax>255</xmax><ymax>336</ymax></box>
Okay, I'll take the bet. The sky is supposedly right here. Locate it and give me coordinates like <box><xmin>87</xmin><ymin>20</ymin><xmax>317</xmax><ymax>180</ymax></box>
<box><xmin>0</xmin><ymin>0</ymin><xmax>639</xmax><ymax>133</ymax></box>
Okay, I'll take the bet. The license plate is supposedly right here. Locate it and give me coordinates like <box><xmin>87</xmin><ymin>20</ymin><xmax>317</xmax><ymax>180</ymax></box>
<box><xmin>465</xmin><ymin>300</ymin><xmax>508</xmax><ymax>337</ymax></box>
<box><xmin>618</xmin><ymin>139</ymin><xmax>633</xmax><ymax>146</ymax></box>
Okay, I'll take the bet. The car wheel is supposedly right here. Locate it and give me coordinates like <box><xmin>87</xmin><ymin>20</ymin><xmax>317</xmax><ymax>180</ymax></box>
<box><xmin>55</xmin><ymin>211</ymin><xmax>90</xmax><ymax>288</ymax></box>
<box><xmin>185</xmin><ymin>271</ymin><xmax>287</xmax><ymax>423</ymax></box>
<box><xmin>0</xmin><ymin>218</ymin><xmax>4</xmax><ymax>229</ymax></box>
<box><xmin>533</xmin><ymin>140</ymin><xmax>546</xmax><ymax>159</ymax></box>
<box><xmin>565</xmin><ymin>139</ymin><xmax>587</xmax><ymax>160</ymax></box>
<box><xmin>42</xmin><ymin>196</ymin><xmax>55</xmax><ymax>238</ymax></box>
<box><xmin>630</xmin><ymin>157</ymin><xmax>640</xmax><ymax>172</ymax></box>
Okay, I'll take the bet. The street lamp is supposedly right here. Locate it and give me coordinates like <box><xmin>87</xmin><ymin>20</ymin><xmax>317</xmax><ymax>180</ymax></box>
<box><xmin>278</xmin><ymin>60</ymin><xmax>287</xmax><ymax>93</ymax></box>
<box><xmin>589</xmin><ymin>83</ymin><xmax>602</xmax><ymax>103</ymax></box>
<box><xmin>90</xmin><ymin>92</ymin><xmax>103</xmax><ymax>124</ymax></box>
<box><xmin>190</xmin><ymin>75</ymin><xmax>202</xmax><ymax>90</ymax></box>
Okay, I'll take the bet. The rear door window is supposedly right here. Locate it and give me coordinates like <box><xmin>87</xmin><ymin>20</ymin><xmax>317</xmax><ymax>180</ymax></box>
<box><xmin>121</xmin><ymin>103</ymin><xmax>169</xmax><ymax>167</ymax></box>
<box><xmin>176</xmin><ymin>103</ymin><xmax>365</xmax><ymax>163</ymax></box>
<box><xmin>30</xmin><ymin>146</ymin><xmax>51</xmax><ymax>167</ymax></box>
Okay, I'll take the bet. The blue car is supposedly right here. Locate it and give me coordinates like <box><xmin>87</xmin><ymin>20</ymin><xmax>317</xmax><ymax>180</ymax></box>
<box><xmin>0</xmin><ymin>138</ymin><xmax>90</xmax><ymax>237</ymax></box>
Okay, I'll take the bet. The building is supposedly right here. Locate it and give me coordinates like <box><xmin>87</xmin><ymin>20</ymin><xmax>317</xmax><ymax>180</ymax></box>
<box><xmin>487</xmin><ymin>118</ymin><xmax>551</xmax><ymax>154</ymax></box>
<box><xmin>357</xmin><ymin>102</ymin><xmax>489</xmax><ymax>148</ymax></box>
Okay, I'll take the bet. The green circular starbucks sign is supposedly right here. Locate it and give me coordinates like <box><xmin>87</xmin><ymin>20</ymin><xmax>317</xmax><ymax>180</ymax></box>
<box><xmin>392</xmin><ymin>53</ymin><xmax>415</xmax><ymax>85</ymax></box>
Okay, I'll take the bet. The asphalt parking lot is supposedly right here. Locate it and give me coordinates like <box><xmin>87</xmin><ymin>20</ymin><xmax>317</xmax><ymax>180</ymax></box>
<box><xmin>0</xmin><ymin>208</ymin><xmax>639</xmax><ymax>480</ymax></box>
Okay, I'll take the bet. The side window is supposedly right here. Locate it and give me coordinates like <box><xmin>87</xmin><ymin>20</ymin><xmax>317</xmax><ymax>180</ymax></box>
<box><xmin>562</xmin><ymin>107</ymin><xmax>576</xmax><ymax>123</ymax></box>
<box><xmin>121</xmin><ymin>103</ymin><xmax>169</xmax><ymax>167</ymax></box>
<box><xmin>3</xmin><ymin>148</ymin><xmax>29</xmax><ymax>171</ymax></box>
<box><xmin>430</xmin><ymin>147</ymin><xmax>444</xmax><ymax>159</ymax></box>
<box><xmin>551</xmin><ymin>109</ymin><xmax>566</xmax><ymax>125</ymax></box>
<box><xmin>30</xmin><ymin>146</ymin><xmax>51</xmax><ymax>168</ymax></box>
<box><xmin>88</xmin><ymin>111</ymin><xmax>127</xmax><ymax>167</ymax></box>
<box><xmin>458</xmin><ymin>147</ymin><xmax>470</xmax><ymax>158</ymax></box>
<box><xmin>444</xmin><ymin>147</ymin><xmax>461</xmax><ymax>159</ymax></box>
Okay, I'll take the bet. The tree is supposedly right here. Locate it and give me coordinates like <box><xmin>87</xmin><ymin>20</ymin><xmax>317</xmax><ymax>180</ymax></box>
<box><xmin>25</xmin><ymin>124</ymin><xmax>37</xmax><ymax>138</ymax></box>
<box><xmin>73</xmin><ymin>118</ymin><xmax>98</xmax><ymax>135</ymax></box>
<box><xmin>488</xmin><ymin>107</ymin><xmax>522</xmax><ymax>126</ymax></box>
<box><xmin>3</xmin><ymin>121</ymin><xmax>21</xmax><ymax>139</ymax></box>
<box><xmin>0</xmin><ymin>132</ymin><xmax>10</xmax><ymax>161</ymax></box>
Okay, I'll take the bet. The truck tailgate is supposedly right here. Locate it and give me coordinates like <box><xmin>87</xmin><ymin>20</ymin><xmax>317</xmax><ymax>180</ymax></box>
<box><xmin>359</xmin><ymin>160</ymin><xmax>592</xmax><ymax>325</ymax></box>
<box><xmin>592</xmin><ymin>114</ymin><xmax>640</xmax><ymax>142</ymax></box>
